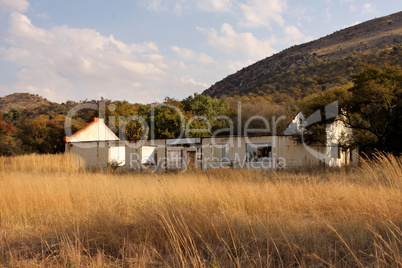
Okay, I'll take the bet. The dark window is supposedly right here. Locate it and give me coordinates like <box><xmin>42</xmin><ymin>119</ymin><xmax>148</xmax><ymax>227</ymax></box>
<box><xmin>247</xmin><ymin>143</ymin><xmax>272</xmax><ymax>161</ymax></box>
<box><xmin>257</xmin><ymin>146</ymin><xmax>272</xmax><ymax>158</ymax></box>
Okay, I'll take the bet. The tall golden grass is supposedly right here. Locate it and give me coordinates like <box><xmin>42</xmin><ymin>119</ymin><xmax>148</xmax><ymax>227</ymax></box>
<box><xmin>0</xmin><ymin>153</ymin><xmax>401</xmax><ymax>267</ymax></box>
<box><xmin>0</xmin><ymin>153</ymin><xmax>85</xmax><ymax>173</ymax></box>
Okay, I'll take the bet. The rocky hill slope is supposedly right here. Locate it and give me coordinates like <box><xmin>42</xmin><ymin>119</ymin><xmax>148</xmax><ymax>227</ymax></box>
<box><xmin>0</xmin><ymin>93</ymin><xmax>53</xmax><ymax>113</ymax></box>
<box><xmin>202</xmin><ymin>11</ymin><xmax>402</xmax><ymax>100</ymax></box>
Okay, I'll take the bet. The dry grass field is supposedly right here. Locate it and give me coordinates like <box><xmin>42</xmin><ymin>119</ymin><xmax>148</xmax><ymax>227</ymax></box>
<box><xmin>0</xmin><ymin>153</ymin><xmax>401</xmax><ymax>267</ymax></box>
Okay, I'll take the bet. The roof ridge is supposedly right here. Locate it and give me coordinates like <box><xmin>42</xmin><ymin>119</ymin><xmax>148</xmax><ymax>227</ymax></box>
<box><xmin>64</xmin><ymin>117</ymin><xmax>99</xmax><ymax>142</ymax></box>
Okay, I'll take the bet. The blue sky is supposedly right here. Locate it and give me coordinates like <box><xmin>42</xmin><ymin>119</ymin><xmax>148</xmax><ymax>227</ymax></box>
<box><xmin>0</xmin><ymin>0</ymin><xmax>401</xmax><ymax>103</ymax></box>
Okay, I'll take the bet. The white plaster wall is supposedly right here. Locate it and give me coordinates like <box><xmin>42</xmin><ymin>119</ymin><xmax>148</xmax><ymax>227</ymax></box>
<box><xmin>125</xmin><ymin>139</ymin><xmax>166</xmax><ymax>171</ymax></box>
<box><xmin>66</xmin><ymin>141</ymin><xmax>128</xmax><ymax>169</ymax></box>
<box><xmin>325</xmin><ymin>119</ymin><xmax>353</xmax><ymax>167</ymax></box>
<box><xmin>277</xmin><ymin>137</ymin><xmax>325</xmax><ymax>168</ymax></box>
<box><xmin>67</xmin><ymin>141</ymin><xmax>109</xmax><ymax>169</ymax></box>
<box><xmin>283</xmin><ymin>112</ymin><xmax>306</xmax><ymax>136</ymax></box>
<box><xmin>201</xmin><ymin>136</ymin><xmax>324</xmax><ymax>170</ymax></box>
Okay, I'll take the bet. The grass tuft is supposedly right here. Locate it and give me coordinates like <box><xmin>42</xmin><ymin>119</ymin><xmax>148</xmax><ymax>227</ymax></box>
<box><xmin>0</xmin><ymin>152</ymin><xmax>401</xmax><ymax>267</ymax></box>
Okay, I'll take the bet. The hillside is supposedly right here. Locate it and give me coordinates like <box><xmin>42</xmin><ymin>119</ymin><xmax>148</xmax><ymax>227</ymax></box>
<box><xmin>202</xmin><ymin>11</ymin><xmax>402</xmax><ymax>100</ymax></box>
<box><xmin>0</xmin><ymin>93</ymin><xmax>53</xmax><ymax>114</ymax></box>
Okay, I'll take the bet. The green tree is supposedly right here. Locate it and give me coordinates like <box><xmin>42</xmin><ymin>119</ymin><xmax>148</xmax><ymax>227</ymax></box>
<box><xmin>297</xmin><ymin>65</ymin><xmax>402</xmax><ymax>154</ymax></box>
<box><xmin>182</xmin><ymin>93</ymin><xmax>230</xmax><ymax>136</ymax></box>
<box><xmin>46</xmin><ymin>115</ymin><xmax>67</xmax><ymax>153</ymax></box>
<box><xmin>125</xmin><ymin>120</ymin><xmax>148</xmax><ymax>141</ymax></box>
<box><xmin>106</xmin><ymin>100</ymin><xmax>138</xmax><ymax>139</ymax></box>
<box><xmin>17</xmin><ymin>115</ymin><xmax>50</xmax><ymax>153</ymax></box>
<box><xmin>343</xmin><ymin>65</ymin><xmax>402</xmax><ymax>153</ymax></box>
<box><xmin>17</xmin><ymin>114</ymin><xmax>70</xmax><ymax>154</ymax></box>
<box><xmin>152</xmin><ymin>100</ymin><xmax>185</xmax><ymax>139</ymax></box>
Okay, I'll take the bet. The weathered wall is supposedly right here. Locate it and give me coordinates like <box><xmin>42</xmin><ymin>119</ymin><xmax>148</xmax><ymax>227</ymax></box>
<box><xmin>66</xmin><ymin>141</ymin><xmax>127</xmax><ymax>169</ymax></box>
<box><xmin>66</xmin><ymin>141</ymin><xmax>109</xmax><ymax>169</ymax></box>
<box><xmin>125</xmin><ymin>139</ymin><xmax>167</xmax><ymax>171</ymax></box>
<box><xmin>276</xmin><ymin>137</ymin><xmax>326</xmax><ymax>168</ymax></box>
<box><xmin>67</xmin><ymin>135</ymin><xmax>355</xmax><ymax>172</ymax></box>
<box><xmin>201</xmin><ymin>136</ymin><xmax>326</xmax><ymax>170</ymax></box>
<box><xmin>325</xmin><ymin>119</ymin><xmax>354</xmax><ymax>167</ymax></box>
<box><xmin>283</xmin><ymin>112</ymin><xmax>306</xmax><ymax>136</ymax></box>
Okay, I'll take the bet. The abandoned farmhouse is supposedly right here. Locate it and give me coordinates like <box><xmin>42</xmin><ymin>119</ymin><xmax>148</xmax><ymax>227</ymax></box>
<box><xmin>65</xmin><ymin>113</ymin><xmax>359</xmax><ymax>171</ymax></box>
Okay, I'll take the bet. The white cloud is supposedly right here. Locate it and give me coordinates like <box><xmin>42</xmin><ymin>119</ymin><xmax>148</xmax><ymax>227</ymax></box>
<box><xmin>293</xmin><ymin>6</ymin><xmax>313</xmax><ymax>23</ymax></box>
<box><xmin>0</xmin><ymin>0</ymin><xmax>28</xmax><ymax>13</ymax></box>
<box><xmin>171</xmin><ymin>46</ymin><xmax>195</xmax><ymax>59</ymax></box>
<box><xmin>197</xmin><ymin>0</ymin><xmax>232</xmax><ymax>12</ymax></box>
<box><xmin>0</xmin><ymin>12</ymin><xmax>223</xmax><ymax>103</ymax></box>
<box><xmin>362</xmin><ymin>3</ymin><xmax>374</xmax><ymax>14</ymax></box>
<box><xmin>35</xmin><ymin>12</ymin><xmax>50</xmax><ymax>20</ymax></box>
<box><xmin>139</xmin><ymin>0</ymin><xmax>189</xmax><ymax>14</ymax></box>
<box><xmin>139</xmin><ymin>0</ymin><xmax>286</xmax><ymax>29</ymax></box>
<box><xmin>139</xmin><ymin>0</ymin><xmax>167</xmax><ymax>12</ymax></box>
<box><xmin>1</xmin><ymin>12</ymin><xmax>172</xmax><ymax>103</ymax></box>
<box><xmin>238</xmin><ymin>0</ymin><xmax>286</xmax><ymax>28</ymax></box>
<box><xmin>325</xmin><ymin>8</ymin><xmax>332</xmax><ymax>21</ymax></box>
<box><xmin>284</xmin><ymin>25</ymin><xmax>306</xmax><ymax>42</ymax></box>
<box><xmin>227</xmin><ymin>59</ymin><xmax>255</xmax><ymax>72</ymax></box>
<box><xmin>350</xmin><ymin>5</ymin><xmax>358</xmax><ymax>12</ymax></box>
<box><xmin>197</xmin><ymin>23</ymin><xmax>275</xmax><ymax>59</ymax></box>
<box><xmin>180</xmin><ymin>77</ymin><xmax>208</xmax><ymax>88</ymax></box>
<box><xmin>170</xmin><ymin>46</ymin><xmax>215</xmax><ymax>64</ymax></box>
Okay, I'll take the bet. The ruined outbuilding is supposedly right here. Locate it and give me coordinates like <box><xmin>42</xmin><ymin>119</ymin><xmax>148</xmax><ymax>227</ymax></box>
<box><xmin>65</xmin><ymin>118</ymin><xmax>126</xmax><ymax>169</ymax></box>
<box><xmin>65</xmin><ymin>113</ymin><xmax>358</xmax><ymax>171</ymax></box>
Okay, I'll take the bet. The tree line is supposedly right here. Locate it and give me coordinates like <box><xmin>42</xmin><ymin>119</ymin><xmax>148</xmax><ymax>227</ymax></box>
<box><xmin>0</xmin><ymin>64</ymin><xmax>401</xmax><ymax>156</ymax></box>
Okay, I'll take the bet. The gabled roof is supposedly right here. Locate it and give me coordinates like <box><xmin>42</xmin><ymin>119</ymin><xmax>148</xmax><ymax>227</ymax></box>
<box><xmin>65</xmin><ymin>117</ymin><xmax>119</xmax><ymax>143</ymax></box>
<box><xmin>283</xmin><ymin>112</ymin><xmax>306</xmax><ymax>136</ymax></box>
